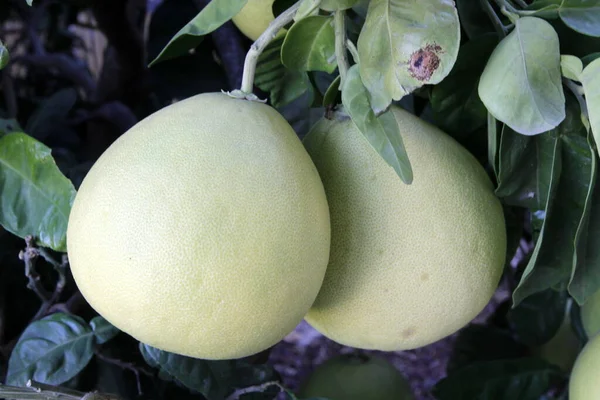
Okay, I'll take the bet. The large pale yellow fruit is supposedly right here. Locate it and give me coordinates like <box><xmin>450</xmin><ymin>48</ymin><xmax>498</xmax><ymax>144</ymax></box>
<box><xmin>581</xmin><ymin>289</ymin><xmax>600</xmax><ymax>339</ymax></box>
<box><xmin>67</xmin><ymin>92</ymin><xmax>331</xmax><ymax>360</ymax></box>
<box><xmin>569</xmin><ymin>331</ymin><xmax>600</xmax><ymax>400</ymax></box>
<box><xmin>232</xmin><ymin>0</ymin><xmax>278</xmax><ymax>41</ymax></box>
<box><xmin>303</xmin><ymin>108</ymin><xmax>506</xmax><ymax>351</ymax></box>
<box><xmin>535</xmin><ymin>300</ymin><xmax>581</xmax><ymax>372</ymax></box>
<box><xmin>298</xmin><ymin>354</ymin><xmax>414</xmax><ymax>400</ymax></box>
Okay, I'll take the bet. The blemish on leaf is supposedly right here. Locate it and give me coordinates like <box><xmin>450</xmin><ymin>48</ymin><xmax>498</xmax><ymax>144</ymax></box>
<box><xmin>408</xmin><ymin>44</ymin><xmax>442</xmax><ymax>82</ymax></box>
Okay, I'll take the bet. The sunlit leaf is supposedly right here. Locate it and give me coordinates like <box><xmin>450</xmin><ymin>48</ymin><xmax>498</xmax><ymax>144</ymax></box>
<box><xmin>357</xmin><ymin>0</ymin><xmax>460</xmax><ymax>113</ymax></box>
<box><xmin>0</xmin><ymin>133</ymin><xmax>76</xmax><ymax>251</ymax></box>
<box><xmin>478</xmin><ymin>17</ymin><xmax>565</xmax><ymax>135</ymax></box>
<box><xmin>561</xmin><ymin>54</ymin><xmax>583</xmax><ymax>81</ymax></box>
<box><xmin>341</xmin><ymin>65</ymin><xmax>412</xmax><ymax>183</ymax></box>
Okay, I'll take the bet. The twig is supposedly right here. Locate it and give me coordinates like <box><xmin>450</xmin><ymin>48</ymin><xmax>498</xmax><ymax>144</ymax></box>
<box><xmin>19</xmin><ymin>236</ymin><xmax>51</xmax><ymax>303</ymax></box>
<box><xmin>239</xmin><ymin>1</ymin><xmax>302</xmax><ymax>93</ymax></box>
<box><xmin>0</xmin><ymin>380</ymin><xmax>123</xmax><ymax>400</ymax></box>
<box><xmin>94</xmin><ymin>350</ymin><xmax>154</xmax><ymax>395</ymax></box>
<box><xmin>345</xmin><ymin>39</ymin><xmax>359</xmax><ymax>64</ymax></box>
<box><xmin>334</xmin><ymin>10</ymin><xmax>349</xmax><ymax>85</ymax></box>
<box><xmin>224</xmin><ymin>381</ymin><xmax>287</xmax><ymax>400</ymax></box>
<box><xmin>481</xmin><ymin>0</ymin><xmax>509</xmax><ymax>38</ymax></box>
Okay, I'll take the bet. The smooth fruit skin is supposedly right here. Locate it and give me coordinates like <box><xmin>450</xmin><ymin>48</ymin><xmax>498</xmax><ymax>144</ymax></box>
<box><xmin>298</xmin><ymin>354</ymin><xmax>414</xmax><ymax>400</ymax></box>
<box><xmin>303</xmin><ymin>107</ymin><xmax>506</xmax><ymax>351</ymax></box>
<box><xmin>232</xmin><ymin>0</ymin><xmax>277</xmax><ymax>41</ymax></box>
<box><xmin>581</xmin><ymin>288</ymin><xmax>600</xmax><ymax>339</ymax></box>
<box><xmin>569</xmin><ymin>331</ymin><xmax>600</xmax><ymax>400</ymax></box>
<box><xmin>67</xmin><ymin>92</ymin><xmax>331</xmax><ymax>360</ymax></box>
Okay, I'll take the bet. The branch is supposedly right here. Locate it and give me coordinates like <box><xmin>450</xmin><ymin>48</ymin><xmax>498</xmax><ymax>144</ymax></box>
<box><xmin>94</xmin><ymin>350</ymin><xmax>154</xmax><ymax>395</ymax></box>
<box><xmin>224</xmin><ymin>381</ymin><xmax>287</xmax><ymax>400</ymax></box>
<box><xmin>481</xmin><ymin>0</ymin><xmax>509</xmax><ymax>38</ymax></box>
<box><xmin>19</xmin><ymin>236</ymin><xmax>51</xmax><ymax>303</ymax></box>
<box><xmin>334</xmin><ymin>10</ymin><xmax>349</xmax><ymax>85</ymax></box>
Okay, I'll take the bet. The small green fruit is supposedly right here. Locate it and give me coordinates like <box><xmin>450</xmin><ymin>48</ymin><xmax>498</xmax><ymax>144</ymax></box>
<box><xmin>298</xmin><ymin>354</ymin><xmax>414</xmax><ymax>400</ymax></box>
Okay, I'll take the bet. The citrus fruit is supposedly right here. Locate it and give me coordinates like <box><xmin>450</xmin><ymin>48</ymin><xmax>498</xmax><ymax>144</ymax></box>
<box><xmin>67</xmin><ymin>92</ymin><xmax>331</xmax><ymax>360</ymax></box>
<box><xmin>232</xmin><ymin>0</ymin><xmax>279</xmax><ymax>41</ymax></box>
<box><xmin>581</xmin><ymin>289</ymin><xmax>600</xmax><ymax>339</ymax></box>
<box><xmin>569</xmin><ymin>330</ymin><xmax>600</xmax><ymax>400</ymax></box>
<box><xmin>302</xmin><ymin>107</ymin><xmax>506</xmax><ymax>351</ymax></box>
<box><xmin>298</xmin><ymin>353</ymin><xmax>414</xmax><ymax>400</ymax></box>
<box><xmin>535</xmin><ymin>300</ymin><xmax>581</xmax><ymax>372</ymax></box>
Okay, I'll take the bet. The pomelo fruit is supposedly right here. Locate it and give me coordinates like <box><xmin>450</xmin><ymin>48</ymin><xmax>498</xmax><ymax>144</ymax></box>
<box><xmin>535</xmin><ymin>300</ymin><xmax>581</xmax><ymax>372</ymax></box>
<box><xmin>298</xmin><ymin>353</ymin><xmax>414</xmax><ymax>400</ymax></box>
<box><xmin>232</xmin><ymin>0</ymin><xmax>279</xmax><ymax>41</ymax></box>
<box><xmin>569</xmin><ymin>330</ymin><xmax>600</xmax><ymax>400</ymax></box>
<box><xmin>302</xmin><ymin>107</ymin><xmax>506</xmax><ymax>351</ymax></box>
<box><xmin>581</xmin><ymin>288</ymin><xmax>600</xmax><ymax>339</ymax></box>
<box><xmin>67</xmin><ymin>92</ymin><xmax>331</xmax><ymax>360</ymax></box>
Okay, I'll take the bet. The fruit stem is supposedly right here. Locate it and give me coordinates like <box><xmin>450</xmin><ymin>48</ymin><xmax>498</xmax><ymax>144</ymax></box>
<box><xmin>239</xmin><ymin>1</ymin><xmax>302</xmax><ymax>94</ymax></box>
<box><xmin>334</xmin><ymin>10</ymin><xmax>349</xmax><ymax>86</ymax></box>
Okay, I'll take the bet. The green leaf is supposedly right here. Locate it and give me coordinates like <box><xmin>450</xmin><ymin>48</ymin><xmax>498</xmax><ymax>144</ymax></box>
<box><xmin>447</xmin><ymin>324</ymin><xmax>527</xmax><ymax>375</ymax></box>
<box><xmin>524</xmin><ymin>0</ymin><xmax>562</xmax><ymax>18</ymax></box>
<box><xmin>357</xmin><ymin>0</ymin><xmax>460</xmax><ymax>113</ymax></box>
<box><xmin>582</xmin><ymin>52</ymin><xmax>600</xmax><ymax>66</ymax></box>
<box><xmin>456</xmin><ymin>0</ymin><xmax>495</xmax><ymax>39</ymax></box>
<box><xmin>430</xmin><ymin>34</ymin><xmax>498</xmax><ymax>136</ymax></box>
<box><xmin>139</xmin><ymin>343</ymin><xmax>278</xmax><ymax>399</ymax></box>
<box><xmin>495</xmin><ymin>126</ymin><xmax>557</xmax><ymax>210</ymax></box>
<box><xmin>433</xmin><ymin>358</ymin><xmax>564</xmax><ymax>400</ymax></box>
<box><xmin>25</xmin><ymin>0</ymin><xmax>33</xmax><ymax>5</ymax></box>
<box><xmin>568</xmin><ymin>132</ymin><xmax>600</xmax><ymax>305</ymax></box>
<box><xmin>479</xmin><ymin>17</ymin><xmax>565</xmax><ymax>135</ymax></box>
<box><xmin>25</xmin><ymin>88</ymin><xmax>77</xmax><ymax>140</ymax></box>
<box><xmin>581</xmin><ymin>57</ymin><xmax>600</xmax><ymax>156</ymax></box>
<box><xmin>488</xmin><ymin>113</ymin><xmax>499</xmax><ymax>178</ymax></box>
<box><xmin>323</xmin><ymin>75</ymin><xmax>341</xmax><ymax>107</ymax></box>
<box><xmin>561</xmin><ymin>54</ymin><xmax>583</xmax><ymax>81</ymax></box>
<box><xmin>0</xmin><ymin>41</ymin><xmax>9</xmax><ymax>70</ymax></box>
<box><xmin>6</xmin><ymin>313</ymin><xmax>95</xmax><ymax>386</ymax></box>
<box><xmin>281</xmin><ymin>16</ymin><xmax>336</xmax><ymax>73</ymax></box>
<box><xmin>148</xmin><ymin>0</ymin><xmax>247</xmax><ymax>66</ymax></box>
<box><xmin>513</xmin><ymin>96</ymin><xmax>594</xmax><ymax>305</ymax></box>
<box><xmin>90</xmin><ymin>316</ymin><xmax>120</xmax><ymax>345</ymax></box>
<box><xmin>0</xmin><ymin>132</ymin><xmax>76</xmax><ymax>251</ymax></box>
<box><xmin>320</xmin><ymin>0</ymin><xmax>359</xmax><ymax>11</ymax></box>
<box><xmin>508</xmin><ymin>289</ymin><xmax>568</xmax><ymax>346</ymax></box>
<box><xmin>341</xmin><ymin>65</ymin><xmax>413</xmax><ymax>183</ymax></box>
<box><xmin>559</xmin><ymin>0</ymin><xmax>600</xmax><ymax>37</ymax></box>
<box><xmin>256</xmin><ymin>37</ymin><xmax>313</xmax><ymax>108</ymax></box>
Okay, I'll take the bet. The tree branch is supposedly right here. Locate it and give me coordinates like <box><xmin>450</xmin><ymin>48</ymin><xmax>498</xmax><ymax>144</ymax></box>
<box><xmin>94</xmin><ymin>350</ymin><xmax>154</xmax><ymax>395</ymax></box>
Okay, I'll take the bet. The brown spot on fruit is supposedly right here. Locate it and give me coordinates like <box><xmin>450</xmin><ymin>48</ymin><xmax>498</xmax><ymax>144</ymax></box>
<box><xmin>408</xmin><ymin>44</ymin><xmax>442</xmax><ymax>82</ymax></box>
<box><xmin>401</xmin><ymin>327</ymin><xmax>416</xmax><ymax>338</ymax></box>
<box><xmin>420</xmin><ymin>272</ymin><xmax>429</xmax><ymax>281</ymax></box>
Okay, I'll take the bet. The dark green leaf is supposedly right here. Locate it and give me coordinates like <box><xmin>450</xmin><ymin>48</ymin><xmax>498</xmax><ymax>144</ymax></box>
<box><xmin>508</xmin><ymin>289</ymin><xmax>568</xmax><ymax>346</ymax></box>
<box><xmin>256</xmin><ymin>36</ymin><xmax>313</xmax><ymax>108</ymax></box>
<box><xmin>281</xmin><ymin>16</ymin><xmax>336</xmax><ymax>73</ymax></box>
<box><xmin>149</xmin><ymin>0</ymin><xmax>247</xmax><ymax>66</ymax></box>
<box><xmin>6</xmin><ymin>313</ymin><xmax>95</xmax><ymax>386</ymax></box>
<box><xmin>0</xmin><ymin>118</ymin><xmax>22</xmax><ymax>136</ymax></box>
<box><xmin>447</xmin><ymin>324</ymin><xmax>527</xmax><ymax>374</ymax></box>
<box><xmin>0</xmin><ymin>40</ymin><xmax>9</xmax><ymax>69</ymax></box>
<box><xmin>0</xmin><ymin>132</ymin><xmax>76</xmax><ymax>252</ymax></box>
<box><xmin>478</xmin><ymin>17</ymin><xmax>565</xmax><ymax>135</ymax></box>
<box><xmin>430</xmin><ymin>34</ymin><xmax>498</xmax><ymax>137</ymax></box>
<box><xmin>25</xmin><ymin>88</ymin><xmax>77</xmax><ymax>140</ymax></box>
<box><xmin>496</xmin><ymin>126</ymin><xmax>557</xmax><ymax>210</ymax></box>
<box><xmin>320</xmin><ymin>0</ymin><xmax>359</xmax><ymax>11</ymax></box>
<box><xmin>323</xmin><ymin>75</ymin><xmax>341</xmax><ymax>107</ymax></box>
<box><xmin>433</xmin><ymin>358</ymin><xmax>564</xmax><ymax>400</ymax></box>
<box><xmin>456</xmin><ymin>0</ymin><xmax>495</xmax><ymax>39</ymax></box>
<box><xmin>582</xmin><ymin>52</ymin><xmax>600</xmax><ymax>66</ymax></box>
<box><xmin>514</xmin><ymin>96</ymin><xmax>593</xmax><ymax>305</ymax></box>
<box><xmin>524</xmin><ymin>0</ymin><xmax>562</xmax><ymax>18</ymax></box>
<box><xmin>581</xmin><ymin>58</ymin><xmax>600</xmax><ymax>156</ymax></box>
<box><xmin>357</xmin><ymin>0</ymin><xmax>460</xmax><ymax>113</ymax></box>
<box><xmin>488</xmin><ymin>113</ymin><xmax>499</xmax><ymax>178</ymax></box>
<box><xmin>90</xmin><ymin>316</ymin><xmax>119</xmax><ymax>345</ymax></box>
<box><xmin>341</xmin><ymin>65</ymin><xmax>413</xmax><ymax>183</ymax></box>
<box><xmin>559</xmin><ymin>0</ymin><xmax>600</xmax><ymax>37</ymax></box>
<box><xmin>568</xmin><ymin>134</ymin><xmax>600</xmax><ymax>304</ymax></box>
<box><xmin>140</xmin><ymin>343</ymin><xmax>279</xmax><ymax>400</ymax></box>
